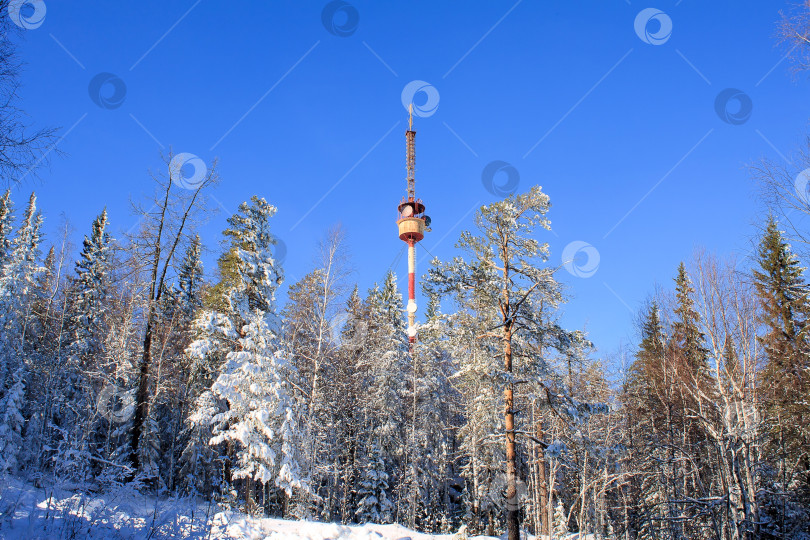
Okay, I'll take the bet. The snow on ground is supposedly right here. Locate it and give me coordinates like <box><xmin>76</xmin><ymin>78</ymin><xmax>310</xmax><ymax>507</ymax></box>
<box><xmin>212</xmin><ymin>513</ymin><xmax>500</xmax><ymax>540</ymax></box>
<box><xmin>0</xmin><ymin>477</ymin><xmax>540</xmax><ymax>539</ymax></box>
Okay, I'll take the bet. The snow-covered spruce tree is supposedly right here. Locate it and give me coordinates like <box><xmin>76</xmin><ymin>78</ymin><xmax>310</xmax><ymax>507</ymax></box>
<box><xmin>66</xmin><ymin>208</ymin><xmax>112</xmax><ymax>366</ymax></box>
<box><xmin>48</xmin><ymin>209</ymin><xmax>114</xmax><ymax>482</ymax></box>
<box><xmin>0</xmin><ymin>193</ymin><xmax>44</xmax><ymax>476</ymax></box>
<box><xmin>0</xmin><ymin>367</ymin><xmax>25</xmax><ymax>473</ymax></box>
<box><xmin>210</xmin><ymin>310</ymin><xmax>310</xmax><ymax>513</ymax></box>
<box><xmin>363</xmin><ymin>271</ymin><xmax>409</xmax><ymax>520</ymax></box>
<box><xmin>427</xmin><ymin>186</ymin><xmax>577</xmax><ymax>540</ymax></box>
<box><xmin>0</xmin><ymin>192</ymin><xmax>44</xmax><ymax>385</ymax></box>
<box><xmin>0</xmin><ymin>189</ymin><xmax>13</xmax><ymax>268</ymax></box>
<box><xmin>622</xmin><ymin>301</ymin><xmax>674</xmax><ymax>538</ymax></box>
<box><xmin>355</xmin><ymin>438</ymin><xmax>394</xmax><ymax>524</ymax></box>
<box><xmin>753</xmin><ymin>216</ymin><xmax>810</xmax><ymax>537</ymax></box>
<box><xmin>553</xmin><ymin>498</ymin><xmax>569</xmax><ymax>539</ymax></box>
<box><xmin>196</xmin><ymin>197</ymin><xmax>309</xmax><ymax>513</ymax></box>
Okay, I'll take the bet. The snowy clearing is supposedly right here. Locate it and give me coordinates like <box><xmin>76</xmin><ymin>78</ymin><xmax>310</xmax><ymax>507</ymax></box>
<box><xmin>0</xmin><ymin>478</ymin><xmax>568</xmax><ymax>539</ymax></box>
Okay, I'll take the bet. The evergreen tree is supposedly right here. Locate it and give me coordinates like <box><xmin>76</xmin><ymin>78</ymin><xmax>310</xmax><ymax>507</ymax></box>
<box><xmin>0</xmin><ymin>189</ymin><xmax>13</xmax><ymax>269</ymax></box>
<box><xmin>194</xmin><ymin>197</ymin><xmax>309</xmax><ymax>512</ymax></box>
<box><xmin>332</xmin><ymin>285</ymin><xmax>373</xmax><ymax>522</ymax></box>
<box><xmin>623</xmin><ymin>302</ymin><xmax>673</xmax><ymax>537</ymax></box>
<box><xmin>0</xmin><ymin>192</ymin><xmax>44</xmax><ymax>365</ymax></box>
<box><xmin>177</xmin><ymin>234</ymin><xmax>204</xmax><ymax>324</ymax></box>
<box><xmin>754</xmin><ymin>217</ymin><xmax>810</xmax><ymax>456</ymax></box>
<box><xmin>553</xmin><ymin>498</ymin><xmax>569</xmax><ymax>539</ymax></box>
<box><xmin>179</xmin><ymin>390</ymin><xmax>222</xmax><ymax>497</ymax></box>
<box><xmin>753</xmin><ymin>216</ymin><xmax>810</xmax><ymax>534</ymax></box>
<box><xmin>427</xmin><ymin>186</ymin><xmax>567</xmax><ymax>539</ymax></box>
<box><xmin>672</xmin><ymin>262</ymin><xmax>711</xmax><ymax>384</ymax></box>
<box><xmin>67</xmin><ymin>208</ymin><xmax>112</xmax><ymax>366</ymax></box>
<box><xmin>355</xmin><ymin>439</ymin><xmax>394</xmax><ymax>524</ymax></box>
<box><xmin>210</xmin><ymin>311</ymin><xmax>309</xmax><ymax>508</ymax></box>
<box><xmin>365</xmin><ymin>272</ymin><xmax>409</xmax><ymax>471</ymax></box>
<box><xmin>0</xmin><ymin>368</ymin><xmax>25</xmax><ymax>473</ymax></box>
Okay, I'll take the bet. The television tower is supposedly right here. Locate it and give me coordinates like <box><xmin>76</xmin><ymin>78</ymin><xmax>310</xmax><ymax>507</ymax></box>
<box><xmin>396</xmin><ymin>105</ymin><xmax>431</xmax><ymax>350</ymax></box>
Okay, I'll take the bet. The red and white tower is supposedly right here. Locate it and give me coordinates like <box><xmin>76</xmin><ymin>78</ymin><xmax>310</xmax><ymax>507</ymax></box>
<box><xmin>396</xmin><ymin>106</ymin><xmax>430</xmax><ymax>351</ymax></box>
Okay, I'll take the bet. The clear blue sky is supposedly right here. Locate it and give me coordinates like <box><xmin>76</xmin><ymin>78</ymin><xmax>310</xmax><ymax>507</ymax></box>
<box><xmin>7</xmin><ymin>0</ymin><xmax>809</xmax><ymax>365</ymax></box>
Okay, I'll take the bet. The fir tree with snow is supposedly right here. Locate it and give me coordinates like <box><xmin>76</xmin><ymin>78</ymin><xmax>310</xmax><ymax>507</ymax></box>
<box><xmin>0</xmin><ymin>368</ymin><xmax>26</xmax><ymax>473</ymax></box>
<box><xmin>355</xmin><ymin>440</ymin><xmax>394</xmax><ymax>524</ymax></box>
<box><xmin>0</xmin><ymin>192</ymin><xmax>44</xmax><ymax>374</ymax></box>
<box><xmin>210</xmin><ymin>310</ymin><xmax>309</xmax><ymax>507</ymax></box>
<box><xmin>66</xmin><ymin>208</ymin><xmax>112</xmax><ymax>367</ymax></box>
<box><xmin>0</xmin><ymin>189</ymin><xmax>13</xmax><ymax>269</ymax></box>
<box><xmin>553</xmin><ymin>498</ymin><xmax>568</xmax><ymax>539</ymax></box>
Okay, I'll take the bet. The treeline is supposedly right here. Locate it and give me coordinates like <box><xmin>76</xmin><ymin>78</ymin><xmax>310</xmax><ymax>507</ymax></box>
<box><xmin>0</xmin><ymin>171</ymin><xmax>808</xmax><ymax>539</ymax></box>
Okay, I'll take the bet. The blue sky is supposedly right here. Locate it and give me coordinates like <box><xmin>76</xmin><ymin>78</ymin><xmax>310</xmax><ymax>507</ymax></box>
<box><xmin>7</xmin><ymin>0</ymin><xmax>809</xmax><ymax>366</ymax></box>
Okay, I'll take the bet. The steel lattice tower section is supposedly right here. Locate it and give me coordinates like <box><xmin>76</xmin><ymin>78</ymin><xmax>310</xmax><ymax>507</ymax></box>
<box><xmin>396</xmin><ymin>106</ymin><xmax>431</xmax><ymax>351</ymax></box>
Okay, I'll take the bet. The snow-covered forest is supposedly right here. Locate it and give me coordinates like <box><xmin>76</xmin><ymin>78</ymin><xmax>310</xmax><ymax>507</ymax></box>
<box><xmin>1</xmin><ymin>177</ymin><xmax>810</xmax><ymax>539</ymax></box>
<box><xmin>3</xmin><ymin>1</ymin><xmax>810</xmax><ymax>539</ymax></box>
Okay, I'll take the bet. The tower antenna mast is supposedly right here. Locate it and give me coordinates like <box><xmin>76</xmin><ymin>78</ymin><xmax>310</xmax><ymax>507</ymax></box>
<box><xmin>396</xmin><ymin>105</ymin><xmax>430</xmax><ymax>351</ymax></box>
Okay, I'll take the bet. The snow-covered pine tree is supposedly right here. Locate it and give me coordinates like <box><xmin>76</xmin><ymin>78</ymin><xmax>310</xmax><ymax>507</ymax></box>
<box><xmin>359</xmin><ymin>272</ymin><xmax>408</xmax><ymax>520</ymax></box>
<box><xmin>427</xmin><ymin>186</ymin><xmax>570</xmax><ymax>540</ymax></box>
